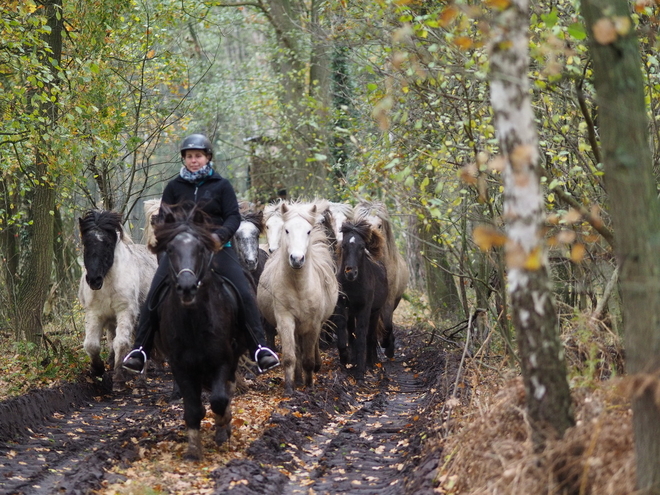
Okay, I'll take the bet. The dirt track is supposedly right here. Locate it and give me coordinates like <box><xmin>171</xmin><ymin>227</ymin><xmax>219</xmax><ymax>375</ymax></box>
<box><xmin>0</xmin><ymin>326</ymin><xmax>457</xmax><ymax>494</ymax></box>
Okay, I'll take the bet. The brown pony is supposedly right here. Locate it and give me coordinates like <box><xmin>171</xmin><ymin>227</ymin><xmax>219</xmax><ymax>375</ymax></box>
<box><xmin>353</xmin><ymin>201</ymin><xmax>409</xmax><ymax>357</ymax></box>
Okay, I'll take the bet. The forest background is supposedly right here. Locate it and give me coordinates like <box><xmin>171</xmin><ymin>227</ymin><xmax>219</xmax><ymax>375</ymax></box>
<box><xmin>2</xmin><ymin>0</ymin><xmax>660</xmax><ymax>492</ymax></box>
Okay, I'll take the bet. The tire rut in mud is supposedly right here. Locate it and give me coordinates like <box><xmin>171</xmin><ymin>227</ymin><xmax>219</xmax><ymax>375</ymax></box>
<box><xmin>212</xmin><ymin>326</ymin><xmax>450</xmax><ymax>495</ymax></box>
<box><xmin>0</xmin><ymin>373</ymin><xmax>179</xmax><ymax>495</ymax></box>
<box><xmin>0</xmin><ymin>326</ymin><xmax>452</xmax><ymax>495</ymax></box>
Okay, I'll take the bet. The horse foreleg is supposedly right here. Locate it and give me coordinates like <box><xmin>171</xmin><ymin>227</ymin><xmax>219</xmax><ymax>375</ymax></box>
<box><xmin>380</xmin><ymin>304</ymin><xmax>395</xmax><ymax>359</ymax></box>
<box><xmin>353</xmin><ymin>308</ymin><xmax>371</xmax><ymax>381</ymax></box>
<box><xmin>83</xmin><ymin>316</ymin><xmax>105</xmax><ymax>377</ymax></box>
<box><xmin>276</xmin><ymin>314</ymin><xmax>297</xmax><ymax>395</ymax></box>
<box><xmin>366</xmin><ymin>312</ymin><xmax>381</xmax><ymax>369</ymax></box>
<box><xmin>300</xmin><ymin>329</ymin><xmax>319</xmax><ymax>391</ymax></box>
<box><xmin>333</xmin><ymin>300</ymin><xmax>350</xmax><ymax>365</ymax></box>
<box><xmin>176</xmin><ymin>377</ymin><xmax>205</xmax><ymax>461</ymax></box>
<box><xmin>210</xmin><ymin>365</ymin><xmax>235</xmax><ymax>446</ymax></box>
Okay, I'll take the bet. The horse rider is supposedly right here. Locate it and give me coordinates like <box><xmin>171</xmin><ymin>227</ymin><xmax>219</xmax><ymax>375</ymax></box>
<box><xmin>122</xmin><ymin>133</ymin><xmax>280</xmax><ymax>374</ymax></box>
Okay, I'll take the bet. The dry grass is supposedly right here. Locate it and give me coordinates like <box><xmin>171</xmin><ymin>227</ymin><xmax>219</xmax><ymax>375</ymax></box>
<box><xmin>430</xmin><ymin>313</ymin><xmax>635</xmax><ymax>495</ymax></box>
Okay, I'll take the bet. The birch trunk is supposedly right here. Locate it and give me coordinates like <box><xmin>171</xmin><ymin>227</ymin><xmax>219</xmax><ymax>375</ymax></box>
<box><xmin>488</xmin><ymin>0</ymin><xmax>574</xmax><ymax>446</ymax></box>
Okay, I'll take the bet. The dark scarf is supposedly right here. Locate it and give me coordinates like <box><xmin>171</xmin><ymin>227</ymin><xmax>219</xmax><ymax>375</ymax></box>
<box><xmin>180</xmin><ymin>162</ymin><xmax>214</xmax><ymax>183</ymax></box>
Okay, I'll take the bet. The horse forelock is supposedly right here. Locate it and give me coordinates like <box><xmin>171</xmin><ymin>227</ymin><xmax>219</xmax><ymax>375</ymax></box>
<box><xmin>152</xmin><ymin>208</ymin><xmax>218</xmax><ymax>254</ymax></box>
<box><xmin>264</xmin><ymin>199</ymin><xmax>284</xmax><ymax>220</ymax></box>
<box><xmin>80</xmin><ymin>210</ymin><xmax>124</xmax><ymax>243</ymax></box>
<box><xmin>241</xmin><ymin>211</ymin><xmax>264</xmax><ymax>233</ymax></box>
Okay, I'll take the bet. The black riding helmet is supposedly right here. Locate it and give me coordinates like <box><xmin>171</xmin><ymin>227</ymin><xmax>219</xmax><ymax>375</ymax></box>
<box><xmin>180</xmin><ymin>134</ymin><xmax>213</xmax><ymax>159</ymax></box>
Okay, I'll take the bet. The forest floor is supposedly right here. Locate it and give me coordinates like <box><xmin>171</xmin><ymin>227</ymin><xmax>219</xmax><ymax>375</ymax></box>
<box><xmin>0</xmin><ymin>301</ymin><xmax>463</xmax><ymax>495</ymax></box>
<box><xmin>0</xmin><ymin>303</ymin><xmax>638</xmax><ymax>495</ymax></box>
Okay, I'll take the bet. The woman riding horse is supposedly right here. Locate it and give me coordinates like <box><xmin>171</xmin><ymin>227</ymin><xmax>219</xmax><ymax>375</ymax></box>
<box><xmin>122</xmin><ymin>133</ymin><xmax>279</xmax><ymax>374</ymax></box>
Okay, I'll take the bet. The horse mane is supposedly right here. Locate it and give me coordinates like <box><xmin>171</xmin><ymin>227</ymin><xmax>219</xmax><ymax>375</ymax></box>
<box><xmin>241</xmin><ymin>210</ymin><xmax>264</xmax><ymax>234</ymax></box>
<box><xmin>264</xmin><ymin>199</ymin><xmax>284</xmax><ymax>221</ymax></box>
<box><xmin>151</xmin><ymin>203</ymin><xmax>221</xmax><ymax>255</ymax></box>
<box><xmin>79</xmin><ymin>209</ymin><xmax>127</xmax><ymax>242</ymax></box>
<box><xmin>329</xmin><ymin>201</ymin><xmax>353</xmax><ymax>218</ymax></box>
<box><xmin>340</xmin><ymin>220</ymin><xmax>385</xmax><ymax>261</ymax></box>
<box><xmin>142</xmin><ymin>198</ymin><xmax>162</xmax><ymax>247</ymax></box>
<box><xmin>353</xmin><ymin>201</ymin><xmax>396</xmax><ymax>260</ymax></box>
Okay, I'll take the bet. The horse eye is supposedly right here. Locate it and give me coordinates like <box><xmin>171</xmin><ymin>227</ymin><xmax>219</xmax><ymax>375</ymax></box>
<box><xmin>307</xmin><ymin>230</ymin><xmax>311</xmax><ymax>235</ymax></box>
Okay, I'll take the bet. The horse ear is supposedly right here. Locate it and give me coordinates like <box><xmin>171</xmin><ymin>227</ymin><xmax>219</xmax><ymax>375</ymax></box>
<box><xmin>281</xmin><ymin>202</ymin><xmax>288</xmax><ymax>214</ymax></box>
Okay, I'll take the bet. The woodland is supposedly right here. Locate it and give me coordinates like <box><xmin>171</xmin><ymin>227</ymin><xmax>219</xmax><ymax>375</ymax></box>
<box><xmin>2</xmin><ymin>0</ymin><xmax>660</xmax><ymax>493</ymax></box>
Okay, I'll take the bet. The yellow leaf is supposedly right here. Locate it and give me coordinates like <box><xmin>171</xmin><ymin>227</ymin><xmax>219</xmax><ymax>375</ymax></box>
<box><xmin>454</xmin><ymin>36</ymin><xmax>473</xmax><ymax>49</ymax></box>
<box><xmin>474</xmin><ymin>225</ymin><xmax>507</xmax><ymax>251</ymax></box>
<box><xmin>146</xmin><ymin>49</ymin><xmax>156</xmax><ymax>59</ymax></box>
<box><xmin>613</xmin><ymin>16</ymin><xmax>631</xmax><ymax>35</ymax></box>
<box><xmin>523</xmin><ymin>246</ymin><xmax>543</xmax><ymax>270</ymax></box>
<box><xmin>571</xmin><ymin>243</ymin><xmax>586</xmax><ymax>263</ymax></box>
<box><xmin>593</xmin><ymin>18</ymin><xmax>617</xmax><ymax>45</ymax></box>
<box><xmin>562</xmin><ymin>208</ymin><xmax>582</xmax><ymax>224</ymax></box>
<box><xmin>460</xmin><ymin>162</ymin><xmax>478</xmax><ymax>185</ymax></box>
<box><xmin>439</xmin><ymin>6</ymin><xmax>458</xmax><ymax>27</ymax></box>
<box><xmin>486</xmin><ymin>0</ymin><xmax>511</xmax><ymax>9</ymax></box>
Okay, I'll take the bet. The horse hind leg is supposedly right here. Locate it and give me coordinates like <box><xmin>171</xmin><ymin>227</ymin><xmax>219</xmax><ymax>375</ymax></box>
<box><xmin>112</xmin><ymin>313</ymin><xmax>137</xmax><ymax>391</ymax></box>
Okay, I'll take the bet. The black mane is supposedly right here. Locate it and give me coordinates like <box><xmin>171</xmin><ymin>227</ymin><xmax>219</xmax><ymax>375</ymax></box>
<box><xmin>79</xmin><ymin>210</ymin><xmax>123</xmax><ymax>240</ymax></box>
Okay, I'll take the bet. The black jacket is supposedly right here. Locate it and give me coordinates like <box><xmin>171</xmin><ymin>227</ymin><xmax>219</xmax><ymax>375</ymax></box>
<box><xmin>161</xmin><ymin>171</ymin><xmax>241</xmax><ymax>244</ymax></box>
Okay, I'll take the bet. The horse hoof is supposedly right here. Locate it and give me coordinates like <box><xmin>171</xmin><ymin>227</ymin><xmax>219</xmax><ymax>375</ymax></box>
<box><xmin>184</xmin><ymin>450</ymin><xmax>202</xmax><ymax>462</ymax></box>
<box><xmin>214</xmin><ymin>427</ymin><xmax>231</xmax><ymax>445</ymax></box>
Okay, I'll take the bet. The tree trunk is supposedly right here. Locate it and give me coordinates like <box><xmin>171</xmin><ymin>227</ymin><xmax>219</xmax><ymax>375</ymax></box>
<box><xmin>11</xmin><ymin>0</ymin><xmax>62</xmax><ymax>342</ymax></box>
<box><xmin>581</xmin><ymin>0</ymin><xmax>660</xmax><ymax>491</ymax></box>
<box><xmin>489</xmin><ymin>0</ymin><xmax>574</xmax><ymax>447</ymax></box>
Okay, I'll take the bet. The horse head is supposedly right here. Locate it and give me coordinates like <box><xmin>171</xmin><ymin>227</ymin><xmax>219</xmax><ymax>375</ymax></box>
<box><xmin>79</xmin><ymin>210</ymin><xmax>123</xmax><ymax>290</ymax></box>
<box><xmin>234</xmin><ymin>210</ymin><xmax>263</xmax><ymax>272</ymax></box>
<box><xmin>281</xmin><ymin>203</ymin><xmax>318</xmax><ymax>269</ymax></box>
<box><xmin>153</xmin><ymin>204</ymin><xmax>221</xmax><ymax>305</ymax></box>
<box><xmin>264</xmin><ymin>200</ymin><xmax>284</xmax><ymax>254</ymax></box>
<box><xmin>339</xmin><ymin>221</ymin><xmax>366</xmax><ymax>282</ymax></box>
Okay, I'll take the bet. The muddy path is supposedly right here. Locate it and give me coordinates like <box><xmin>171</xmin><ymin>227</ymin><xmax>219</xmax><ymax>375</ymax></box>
<box><xmin>0</xmin><ymin>326</ymin><xmax>458</xmax><ymax>494</ymax></box>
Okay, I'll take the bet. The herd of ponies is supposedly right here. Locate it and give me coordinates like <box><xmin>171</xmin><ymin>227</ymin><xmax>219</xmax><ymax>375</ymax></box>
<box><xmin>77</xmin><ymin>197</ymin><xmax>410</xmax><ymax>459</ymax></box>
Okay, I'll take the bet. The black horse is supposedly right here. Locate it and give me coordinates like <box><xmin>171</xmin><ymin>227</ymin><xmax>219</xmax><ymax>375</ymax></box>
<box><xmin>335</xmin><ymin>220</ymin><xmax>392</xmax><ymax>380</ymax></box>
<box><xmin>151</xmin><ymin>204</ymin><xmax>247</xmax><ymax>461</ymax></box>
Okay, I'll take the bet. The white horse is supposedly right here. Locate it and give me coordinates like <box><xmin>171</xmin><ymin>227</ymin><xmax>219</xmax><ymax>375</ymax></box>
<box><xmin>257</xmin><ymin>203</ymin><xmax>339</xmax><ymax>394</ymax></box>
<box><xmin>353</xmin><ymin>200</ymin><xmax>410</xmax><ymax>357</ymax></box>
<box><xmin>78</xmin><ymin>209</ymin><xmax>157</xmax><ymax>389</ymax></box>
<box><xmin>328</xmin><ymin>201</ymin><xmax>354</xmax><ymax>243</ymax></box>
<box><xmin>263</xmin><ymin>199</ymin><xmax>285</xmax><ymax>254</ymax></box>
<box><xmin>264</xmin><ymin>198</ymin><xmax>334</xmax><ymax>253</ymax></box>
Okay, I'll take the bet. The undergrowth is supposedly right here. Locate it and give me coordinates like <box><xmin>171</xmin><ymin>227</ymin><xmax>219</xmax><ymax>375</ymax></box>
<box><xmin>0</xmin><ymin>306</ymin><xmax>89</xmax><ymax>400</ymax></box>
